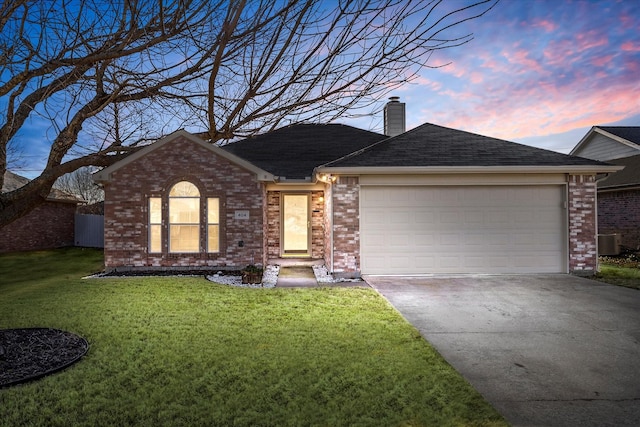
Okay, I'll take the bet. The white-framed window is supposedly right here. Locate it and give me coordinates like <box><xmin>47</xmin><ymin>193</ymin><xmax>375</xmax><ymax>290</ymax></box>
<box><xmin>169</xmin><ymin>181</ymin><xmax>200</xmax><ymax>253</ymax></box>
<box><xmin>149</xmin><ymin>197</ymin><xmax>162</xmax><ymax>253</ymax></box>
<box><xmin>207</xmin><ymin>198</ymin><xmax>220</xmax><ymax>253</ymax></box>
<box><xmin>148</xmin><ymin>182</ymin><xmax>222</xmax><ymax>255</ymax></box>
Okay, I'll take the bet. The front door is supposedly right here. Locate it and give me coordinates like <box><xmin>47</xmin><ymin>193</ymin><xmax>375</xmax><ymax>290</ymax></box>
<box><xmin>282</xmin><ymin>194</ymin><xmax>310</xmax><ymax>256</ymax></box>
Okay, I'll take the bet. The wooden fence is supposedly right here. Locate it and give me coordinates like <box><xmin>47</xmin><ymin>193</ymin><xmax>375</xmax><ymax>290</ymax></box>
<box><xmin>74</xmin><ymin>214</ymin><xmax>104</xmax><ymax>248</ymax></box>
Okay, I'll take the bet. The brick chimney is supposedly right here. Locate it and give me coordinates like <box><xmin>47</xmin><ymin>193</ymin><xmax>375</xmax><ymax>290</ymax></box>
<box><xmin>383</xmin><ymin>96</ymin><xmax>405</xmax><ymax>137</ymax></box>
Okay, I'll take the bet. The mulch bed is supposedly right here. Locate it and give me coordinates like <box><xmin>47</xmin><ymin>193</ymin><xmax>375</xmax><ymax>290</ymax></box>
<box><xmin>100</xmin><ymin>269</ymin><xmax>242</xmax><ymax>277</ymax></box>
<box><xmin>0</xmin><ymin>328</ymin><xmax>89</xmax><ymax>388</ymax></box>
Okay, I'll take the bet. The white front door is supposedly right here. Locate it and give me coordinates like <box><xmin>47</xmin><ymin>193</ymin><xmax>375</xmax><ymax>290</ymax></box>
<box><xmin>282</xmin><ymin>194</ymin><xmax>310</xmax><ymax>256</ymax></box>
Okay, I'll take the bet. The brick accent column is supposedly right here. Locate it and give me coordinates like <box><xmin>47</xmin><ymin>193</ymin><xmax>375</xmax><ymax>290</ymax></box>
<box><xmin>266</xmin><ymin>191</ymin><xmax>281</xmax><ymax>259</ymax></box>
<box><xmin>331</xmin><ymin>176</ymin><xmax>360</xmax><ymax>275</ymax></box>
<box><xmin>323</xmin><ymin>183</ymin><xmax>333</xmax><ymax>267</ymax></box>
<box><xmin>310</xmin><ymin>191</ymin><xmax>325</xmax><ymax>259</ymax></box>
<box><xmin>568</xmin><ymin>174</ymin><xmax>598</xmax><ymax>274</ymax></box>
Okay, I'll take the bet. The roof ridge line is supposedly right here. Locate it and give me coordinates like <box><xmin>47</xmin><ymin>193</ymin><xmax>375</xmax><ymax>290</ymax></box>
<box><xmin>318</xmin><ymin>123</ymin><xmax>431</xmax><ymax>168</ymax></box>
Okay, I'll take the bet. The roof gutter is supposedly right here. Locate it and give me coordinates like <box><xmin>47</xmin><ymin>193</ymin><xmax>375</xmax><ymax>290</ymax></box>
<box><xmin>316</xmin><ymin>165</ymin><xmax>624</xmax><ymax>175</ymax></box>
<box><xmin>598</xmin><ymin>184</ymin><xmax>640</xmax><ymax>193</ymax></box>
<box><xmin>273</xmin><ymin>177</ymin><xmax>314</xmax><ymax>184</ymax></box>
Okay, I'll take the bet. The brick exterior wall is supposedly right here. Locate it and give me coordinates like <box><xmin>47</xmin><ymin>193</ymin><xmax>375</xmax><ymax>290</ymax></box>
<box><xmin>568</xmin><ymin>174</ymin><xmax>598</xmax><ymax>274</ymax></box>
<box><xmin>598</xmin><ymin>189</ymin><xmax>640</xmax><ymax>250</ymax></box>
<box><xmin>103</xmin><ymin>136</ymin><xmax>265</xmax><ymax>271</ymax></box>
<box><xmin>0</xmin><ymin>201</ymin><xmax>76</xmax><ymax>253</ymax></box>
<box><xmin>331</xmin><ymin>176</ymin><xmax>360</xmax><ymax>275</ymax></box>
<box><xmin>265</xmin><ymin>190</ymin><xmax>325</xmax><ymax>259</ymax></box>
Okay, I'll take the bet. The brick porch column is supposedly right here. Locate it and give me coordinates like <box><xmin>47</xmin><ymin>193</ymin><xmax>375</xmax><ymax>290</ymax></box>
<box><xmin>568</xmin><ymin>174</ymin><xmax>598</xmax><ymax>274</ymax></box>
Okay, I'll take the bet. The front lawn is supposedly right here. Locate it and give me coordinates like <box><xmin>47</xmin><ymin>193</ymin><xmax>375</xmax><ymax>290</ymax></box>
<box><xmin>0</xmin><ymin>248</ymin><xmax>505</xmax><ymax>427</ymax></box>
<box><xmin>594</xmin><ymin>263</ymin><xmax>640</xmax><ymax>290</ymax></box>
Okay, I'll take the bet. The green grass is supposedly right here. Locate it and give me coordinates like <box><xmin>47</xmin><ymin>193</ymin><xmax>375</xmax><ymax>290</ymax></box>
<box><xmin>0</xmin><ymin>248</ymin><xmax>505</xmax><ymax>427</ymax></box>
<box><xmin>594</xmin><ymin>263</ymin><xmax>640</xmax><ymax>290</ymax></box>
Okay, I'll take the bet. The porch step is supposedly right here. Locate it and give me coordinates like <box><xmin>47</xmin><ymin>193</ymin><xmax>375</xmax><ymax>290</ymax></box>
<box><xmin>267</xmin><ymin>258</ymin><xmax>325</xmax><ymax>267</ymax></box>
<box><xmin>276</xmin><ymin>267</ymin><xmax>318</xmax><ymax>288</ymax></box>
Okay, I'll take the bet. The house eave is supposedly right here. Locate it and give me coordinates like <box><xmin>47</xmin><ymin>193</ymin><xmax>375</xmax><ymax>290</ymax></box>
<box><xmin>598</xmin><ymin>184</ymin><xmax>640</xmax><ymax>193</ymax></box>
<box><xmin>44</xmin><ymin>196</ymin><xmax>81</xmax><ymax>204</ymax></box>
<box><xmin>273</xmin><ymin>177</ymin><xmax>314</xmax><ymax>184</ymax></box>
<box><xmin>316</xmin><ymin>165</ymin><xmax>623</xmax><ymax>175</ymax></box>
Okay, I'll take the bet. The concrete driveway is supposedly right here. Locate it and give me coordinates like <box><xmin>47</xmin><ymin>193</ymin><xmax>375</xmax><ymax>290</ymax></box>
<box><xmin>365</xmin><ymin>274</ymin><xmax>640</xmax><ymax>427</ymax></box>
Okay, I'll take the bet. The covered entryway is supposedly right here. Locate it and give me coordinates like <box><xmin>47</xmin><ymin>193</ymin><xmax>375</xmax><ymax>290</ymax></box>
<box><xmin>360</xmin><ymin>184</ymin><xmax>566</xmax><ymax>274</ymax></box>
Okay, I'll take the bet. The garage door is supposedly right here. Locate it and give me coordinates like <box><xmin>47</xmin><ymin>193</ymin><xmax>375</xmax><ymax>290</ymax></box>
<box><xmin>360</xmin><ymin>185</ymin><xmax>566</xmax><ymax>274</ymax></box>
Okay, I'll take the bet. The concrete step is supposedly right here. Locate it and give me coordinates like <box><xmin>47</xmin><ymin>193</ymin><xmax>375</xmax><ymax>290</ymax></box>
<box><xmin>268</xmin><ymin>258</ymin><xmax>325</xmax><ymax>267</ymax></box>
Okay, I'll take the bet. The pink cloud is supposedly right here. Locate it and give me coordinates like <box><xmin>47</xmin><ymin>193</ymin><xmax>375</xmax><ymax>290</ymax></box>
<box><xmin>543</xmin><ymin>39</ymin><xmax>575</xmax><ymax>66</ymax></box>
<box><xmin>591</xmin><ymin>54</ymin><xmax>615</xmax><ymax>67</ymax></box>
<box><xmin>440</xmin><ymin>89</ymin><xmax>476</xmax><ymax>101</ymax></box>
<box><xmin>504</xmin><ymin>90</ymin><xmax>635</xmax><ymax>139</ymax></box>
<box><xmin>621</xmin><ymin>41</ymin><xmax>640</xmax><ymax>52</ymax></box>
<box><xmin>531</xmin><ymin>19</ymin><xmax>558</xmax><ymax>32</ymax></box>
<box><xmin>469</xmin><ymin>72</ymin><xmax>484</xmax><ymax>84</ymax></box>
<box><xmin>503</xmin><ymin>49</ymin><xmax>546</xmax><ymax>75</ymax></box>
<box><xmin>412</xmin><ymin>76</ymin><xmax>443</xmax><ymax>92</ymax></box>
<box><xmin>574</xmin><ymin>31</ymin><xmax>608</xmax><ymax>51</ymax></box>
<box><xmin>624</xmin><ymin>58</ymin><xmax>640</xmax><ymax>74</ymax></box>
<box><xmin>437</xmin><ymin>61</ymin><xmax>467</xmax><ymax>79</ymax></box>
<box><xmin>415</xmin><ymin>72</ymin><xmax>640</xmax><ymax>142</ymax></box>
<box><xmin>398</xmin><ymin>2</ymin><xmax>640</xmax><ymax>145</ymax></box>
<box><xmin>620</xmin><ymin>12</ymin><xmax>639</xmax><ymax>30</ymax></box>
<box><xmin>544</xmin><ymin>32</ymin><xmax>610</xmax><ymax>67</ymax></box>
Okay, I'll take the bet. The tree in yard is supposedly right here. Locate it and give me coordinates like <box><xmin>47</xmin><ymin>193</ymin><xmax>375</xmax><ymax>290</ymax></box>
<box><xmin>55</xmin><ymin>167</ymin><xmax>104</xmax><ymax>205</ymax></box>
<box><xmin>0</xmin><ymin>0</ymin><xmax>498</xmax><ymax>227</ymax></box>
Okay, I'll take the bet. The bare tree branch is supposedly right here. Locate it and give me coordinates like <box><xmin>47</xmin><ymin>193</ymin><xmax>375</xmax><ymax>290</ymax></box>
<box><xmin>55</xmin><ymin>166</ymin><xmax>104</xmax><ymax>204</ymax></box>
<box><xmin>0</xmin><ymin>0</ymin><xmax>498</xmax><ymax>227</ymax></box>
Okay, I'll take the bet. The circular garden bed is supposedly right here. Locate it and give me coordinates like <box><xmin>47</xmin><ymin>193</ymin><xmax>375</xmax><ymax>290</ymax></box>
<box><xmin>0</xmin><ymin>328</ymin><xmax>89</xmax><ymax>388</ymax></box>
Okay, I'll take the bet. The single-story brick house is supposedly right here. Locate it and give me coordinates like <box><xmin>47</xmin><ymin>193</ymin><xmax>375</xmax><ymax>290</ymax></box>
<box><xmin>1</xmin><ymin>171</ymin><xmax>80</xmax><ymax>253</ymax></box>
<box><xmin>94</xmin><ymin>99</ymin><xmax>619</xmax><ymax>275</ymax></box>
<box><xmin>570</xmin><ymin>126</ymin><xmax>640</xmax><ymax>249</ymax></box>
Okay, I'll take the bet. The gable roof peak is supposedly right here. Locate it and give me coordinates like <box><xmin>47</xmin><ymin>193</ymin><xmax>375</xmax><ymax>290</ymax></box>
<box><xmin>93</xmin><ymin>130</ymin><xmax>274</xmax><ymax>183</ymax></box>
<box><xmin>570</xmin><ymin>125</ymin><xmax>640</xmax><ymax>157</ymax></box>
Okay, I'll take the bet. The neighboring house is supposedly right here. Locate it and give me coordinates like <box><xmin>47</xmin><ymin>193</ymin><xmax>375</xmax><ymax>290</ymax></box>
<box><xmin>94</xmin><ymin>99</ymin><xmax>617</xmax><ymax>275</ymax></box>
<box><xmin>1</xmin><ymin>171</ymin><xmax>80</xmax><ymax>253</ymax></box>
<box><xmin>570</xmin><ymin>126</ymin><xmax>640</xmax><ymax>249</ymax></box>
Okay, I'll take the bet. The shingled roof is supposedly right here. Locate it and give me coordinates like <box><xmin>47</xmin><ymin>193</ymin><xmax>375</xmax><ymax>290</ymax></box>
<box><xmin>2</xmin><ymin>171</ymin><xmax>80</xmax><ymax>202</ymax></box>
<box><xmin>598</xmin><ymin>154</ymin><xmax>640</xmax><ymax>190</ymax></box>
<box><xmin>221</xmin><ymin>124</ymin><xmax>386</xmax><ymax>179</ymax></box>
<box><xmin>597</xmin><ymin>126</ymin><xmax>640</xmax><ymax>146</ymax></box>
<box><xmin>322</xmin><ymin>122</ymin><xmax>611</xmax><ymax>168</ymax></box>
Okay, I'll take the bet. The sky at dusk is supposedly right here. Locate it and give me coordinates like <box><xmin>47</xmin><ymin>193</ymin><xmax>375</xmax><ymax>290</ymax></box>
<box><xmin>341</xmin><ymin>0</ymin><xmax>640</xmax><ymax>154</ymax></box>
<box><xmin>6</xmin><ymin>0</ymin><xmax>640</xmax><ymax>178</ymax></box>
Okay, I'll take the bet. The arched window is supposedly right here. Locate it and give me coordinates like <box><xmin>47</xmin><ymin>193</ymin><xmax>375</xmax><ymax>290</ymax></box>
<box><xmin>169</xmin><ymin>181</ymin><xmax>200</xmax><ymax>253</ymax></box>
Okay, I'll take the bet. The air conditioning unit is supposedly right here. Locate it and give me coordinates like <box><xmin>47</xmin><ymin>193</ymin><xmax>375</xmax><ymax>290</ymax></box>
<box><xmin>598</xmin><ymin>234</ymin><xmax>622</xmax><ymax>256</ymax></box>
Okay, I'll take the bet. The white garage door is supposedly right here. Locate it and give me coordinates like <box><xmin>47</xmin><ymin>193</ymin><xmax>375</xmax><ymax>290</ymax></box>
<box><xmin>360</xmin><ymin>185</ymin><xmax>566</xmax><ymax>274</ymax></box>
